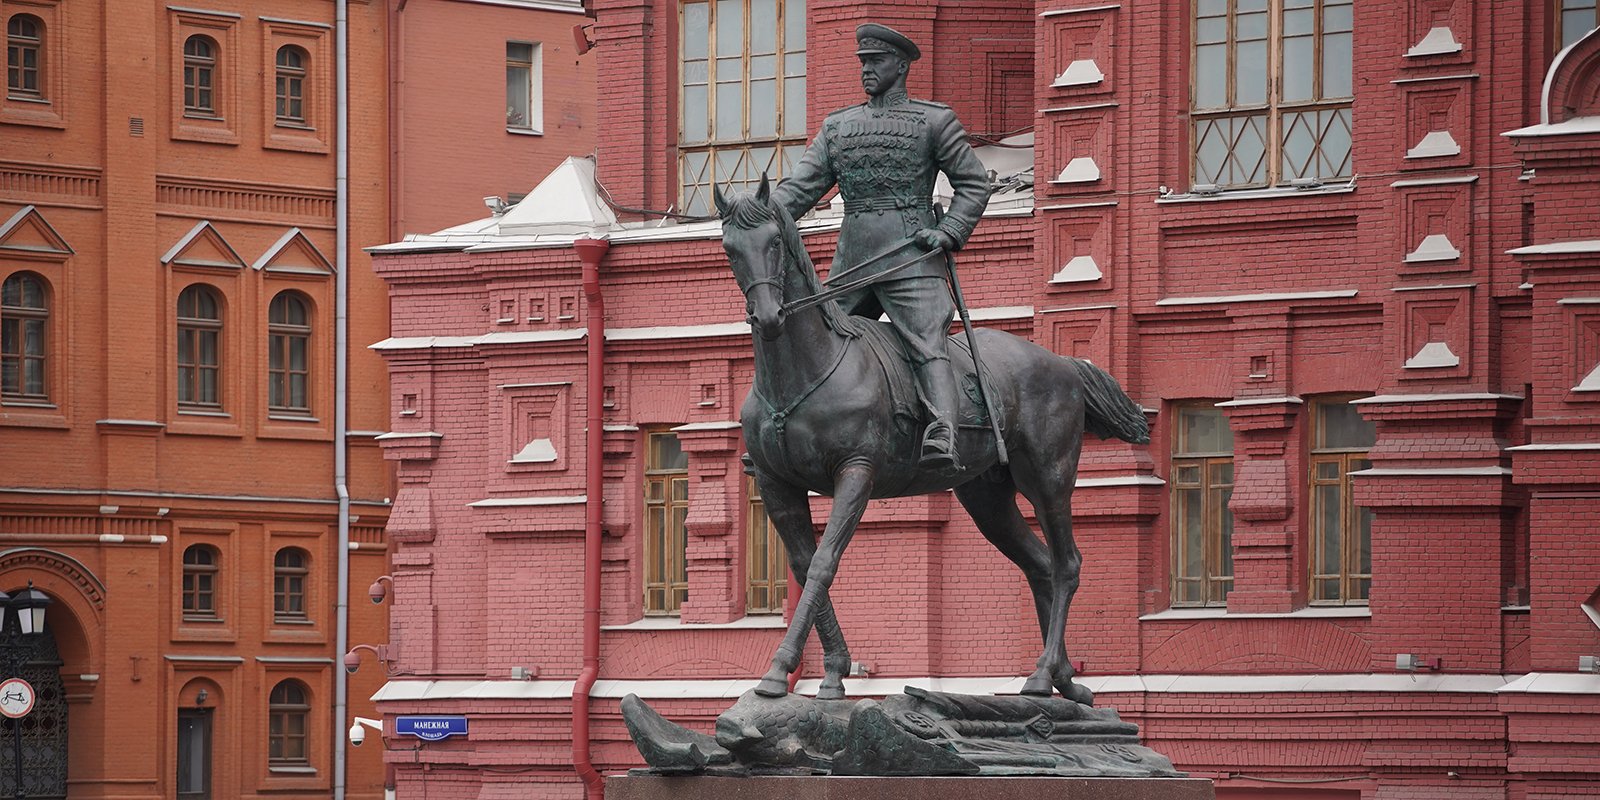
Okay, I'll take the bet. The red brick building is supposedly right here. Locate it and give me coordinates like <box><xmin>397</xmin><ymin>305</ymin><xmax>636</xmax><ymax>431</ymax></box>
<box><xmin>368</xmin><ymin>1</ymin><xmax>1600</xmax><ymax>798</ymax></box>
<box><xmin>0</xmin><ymin>0</ymin><xmax>592</xmax><ymax>798</ymax></box>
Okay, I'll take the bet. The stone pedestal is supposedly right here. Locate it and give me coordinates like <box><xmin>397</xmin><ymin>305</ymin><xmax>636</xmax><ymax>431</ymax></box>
<box><xmin>609</xmin><ymin>775</ymin><xmax>1215</xmax><ymax>800</ymax></box>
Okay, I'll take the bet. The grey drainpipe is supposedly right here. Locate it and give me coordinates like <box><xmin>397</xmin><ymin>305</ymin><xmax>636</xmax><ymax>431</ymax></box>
<box><xmin>333</xmin><ymin>0</ymin><xmax>352</xmax><ymax>797</ymax></box>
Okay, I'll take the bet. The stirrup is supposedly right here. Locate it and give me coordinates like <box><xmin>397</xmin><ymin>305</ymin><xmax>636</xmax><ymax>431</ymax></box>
<box><xmin>919</xmin><ymin>421</ymin><xmax>957</xmax><ymax>469</ymax></box>
<box><xmin>740</xmin><ymin>452</ymin><xmax>756</xmax><ymax>476</ymax></box>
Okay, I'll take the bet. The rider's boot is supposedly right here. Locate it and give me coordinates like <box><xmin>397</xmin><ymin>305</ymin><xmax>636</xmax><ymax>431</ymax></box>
<box><xmin>914</xmin><ymin>357</ymin><xmax>959</xmax><ymax>470</ymax></box>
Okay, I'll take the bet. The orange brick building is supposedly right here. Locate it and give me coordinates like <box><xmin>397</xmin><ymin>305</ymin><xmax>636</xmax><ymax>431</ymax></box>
<box><xmin>0</xmin><ymin>0</ymin><xmax>593</xmax><ymax>798</ymax></box>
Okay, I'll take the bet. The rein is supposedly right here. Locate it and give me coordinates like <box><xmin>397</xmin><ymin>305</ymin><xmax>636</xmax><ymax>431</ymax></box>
<box><xmin>780</xmin><ymin>248</ymin><xmax>937</xmax><ymax>315</ymax></box>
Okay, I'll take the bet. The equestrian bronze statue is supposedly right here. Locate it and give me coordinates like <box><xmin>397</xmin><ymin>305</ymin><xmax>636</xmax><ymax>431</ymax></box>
<box><xmin>719</xmin><ymin>174</ymin><xmax>1148</xmax><ymax>705</ymax></box>
<box><xmin>615</xmin><ymin>23</ymin><xmax>1178</xmax><ymax>781</ymax></box>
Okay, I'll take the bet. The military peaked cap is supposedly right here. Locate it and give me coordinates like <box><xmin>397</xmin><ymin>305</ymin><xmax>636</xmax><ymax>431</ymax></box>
<box><xmin>855</xmin><ymin>23</ymin><xmax>921</xmax><ymax>61</ymax></box>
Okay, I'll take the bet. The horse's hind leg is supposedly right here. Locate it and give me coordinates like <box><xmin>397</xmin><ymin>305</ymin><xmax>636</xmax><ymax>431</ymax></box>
<box><xmin>753</xmin><ymin>471</ymin><xmax>853</xmax><ymax>699</ymax></box>
<box><xmin>1013</xmin><ymin>449</ymin><xmax>1094</xmax><ymax>706</ymax></box>
<box><xmin>954</xmin><ymin>470</ymin><xmax>1053</xmax><ymax>643</ymax></box>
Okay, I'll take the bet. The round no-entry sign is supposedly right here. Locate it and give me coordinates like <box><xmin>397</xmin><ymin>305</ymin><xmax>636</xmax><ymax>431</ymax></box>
<box><xmin>0</xmin><ymin>677</ymin><xmax>35</xmax><ymax>719</ymax></box>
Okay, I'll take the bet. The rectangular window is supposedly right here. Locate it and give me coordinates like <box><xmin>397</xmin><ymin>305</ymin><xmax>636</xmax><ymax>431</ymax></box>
<box><xmin>177</xmin><ymin>325</ymin><xmax>220</xmax><ymax>407</ymax></box>
<box><xmin>1171</xmin><ymin>404</ymin><xmax>1234</xmax><ymax>607</ymax></box>
<box><xmin>644</xmin><ymin>431</ymin><xmax>689</xmax><ymax>614</ymax></box>
<box><xmin>1308</xmin><ymin>397</ymin><xmax>1375</xmax><ymax>605</ymax></box>
<box><xmin>678</xmin><ymin>0</ymin><xmax>806</xmax><ymax>216</ymax></box>
<box><xmin>177</xmin><ymin>709</ymin><xmax>213</xmax><ymax>799</ymax></box>
<box><xmin>745</xmin><ymin>478</ymin><xmax>788</xmax><ymax>614</ymax></box>
<box><xmin>1191</xmin><ymin>0</ymin><xmax>1352</xmax><ymax>189</ymax></box>
<box><xmin>1560</xmin><ymin>0</ymin><xmax>1598</xmax><ymax>50</ymax></box>
<box><xmin>506</xmin><ymin>42</ymin><xmax>541</xmax><ymax>132</ymax></box>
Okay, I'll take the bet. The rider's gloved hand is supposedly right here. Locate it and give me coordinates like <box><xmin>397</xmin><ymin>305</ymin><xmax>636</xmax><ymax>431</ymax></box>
<box><xmin>914</xmin><ymin>228</ymin><xmax>955</xmax><ymax>252</ymax></box>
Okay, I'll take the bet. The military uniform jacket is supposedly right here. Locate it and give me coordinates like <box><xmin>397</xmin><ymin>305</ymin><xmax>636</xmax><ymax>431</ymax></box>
<box><xmin>772</xmin><ymin>90</ymin><xmax>991</xmax><ymax>283</ymax></box>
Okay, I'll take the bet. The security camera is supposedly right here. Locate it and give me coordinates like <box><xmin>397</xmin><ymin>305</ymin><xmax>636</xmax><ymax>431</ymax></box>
<box><xmin>348</xmin><ymin>722</ymin><xmax>365</xmax><ymax>747</ymax></box>
<box><xmin>343</xmin><ymin>651</ymin><xmax>361</xmax><ymax>674</ymax></box>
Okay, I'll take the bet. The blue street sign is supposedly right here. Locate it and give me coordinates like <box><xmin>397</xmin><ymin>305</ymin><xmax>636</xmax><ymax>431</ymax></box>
<box><xmin>395</xmin><ymin>715</ymin><xmax>469</xmax><ymax>741</ymax></box>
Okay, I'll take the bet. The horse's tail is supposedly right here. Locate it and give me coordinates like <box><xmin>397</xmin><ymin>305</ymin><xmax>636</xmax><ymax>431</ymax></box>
<box><xmin>1070</xmin><ymin>358</ymin><xmax>1150</xmax><ymax>444</ymax></box>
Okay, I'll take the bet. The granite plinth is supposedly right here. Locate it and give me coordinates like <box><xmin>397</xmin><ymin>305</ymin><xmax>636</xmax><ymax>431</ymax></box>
<box><xmin>608</xmin><ymin>775</ymin><xmax>1216</xmax><ymax>800</ymax></box>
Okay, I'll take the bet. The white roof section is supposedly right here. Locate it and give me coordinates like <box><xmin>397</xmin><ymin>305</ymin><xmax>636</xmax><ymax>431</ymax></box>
<box><xmin>497</xmin><ymin>156</ymin><xmax>618</xmax><ymax>237</ymax></box>
<box><xmin>368</xmin><ymin>135</ymin><xmax>1038</xmax><ymax>255</ymax></box>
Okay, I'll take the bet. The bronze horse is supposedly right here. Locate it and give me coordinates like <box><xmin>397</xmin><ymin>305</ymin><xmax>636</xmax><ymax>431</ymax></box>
<box><xmin>715</xmin><ymin>178</ymin><xmax>1149</xmax><ymax>705</ymax></box>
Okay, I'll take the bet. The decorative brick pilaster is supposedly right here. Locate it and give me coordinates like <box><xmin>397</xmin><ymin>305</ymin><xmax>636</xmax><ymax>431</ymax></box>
<box><xmin>673</xmin><ymin>421</ymin><xmax>744</xmax><ymax>623</ymax></box>
<box><xmin>1219</xmin><ymin>397</ymin><xmax>1302</xmax><ymax>614</ymax></box>
<box><xmin>1354</xmin><ymin>394</ymin><xmax>1523</xmax><ymax>673</ymax></box>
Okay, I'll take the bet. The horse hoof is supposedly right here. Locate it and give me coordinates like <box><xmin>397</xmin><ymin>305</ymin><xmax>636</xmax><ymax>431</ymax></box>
<box><xmin>1020</xmin><ymin>673</ymin><xmax>1054</xmax><ymax>696</ymax></box>
<box><xmin>1058</xmin><ymin>680</ymin><xmax>1095</xmax><ymax>707</ymax></box>
<box><xmin>754</xmin><ymin>676</ymin><xmax>789</xmax><ymax>698</ymax></box>
<box><xmin>815</xmin><ymin>682</ymin><xmax>846</xmax><ymax>701</ymax></box>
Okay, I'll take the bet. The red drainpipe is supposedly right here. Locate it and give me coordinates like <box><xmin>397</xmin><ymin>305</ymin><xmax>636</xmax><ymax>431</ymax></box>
<box><xmin>573</xmin><ymin>236</ymin><xmax>611</xmax><ymax>799</ymax></box>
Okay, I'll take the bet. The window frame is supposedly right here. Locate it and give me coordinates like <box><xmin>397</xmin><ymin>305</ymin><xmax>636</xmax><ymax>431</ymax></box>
<box><xmin>643</xmin><ymin>430</ymin><xmax>690</xmax><ymax>615</ymax></box>
<box><xmin>267</xmin><ymin>680</ymin><xmax>311</xmax><ymax>770</ymax></box>
<box><xmin>267</xmin><ymin>291</ymin><xmax>311</xmax><ymax>415</ymax></box>
<box><xmin>1170</xmin><ymin>403</ymin><xmax>1236</xmax><ymax>608</ymax></box>
<box><xmin>745</xmin><ymin>476</ymin><xmax>788</xmax><ymax>615</ymax></box>
<box><xmin>181</xmin><ymin>545</ymin><xmax>220</xmax><ymax>621</ymax></box>
<box><xmin>676</xmin><ymin>0</ymin><xmax>807</xmax><ymax>216</ymax></box>
<box><xmin>6</xmin><ymin>14</ymin><xmax>43</xmax><ymax>101</ymax></box>
<box><xmin>177</xmin><ymin>285</ymin><xmax>223</xmax><ymax>410</ymax></box>
<box><xmin>183</xmin><ymin>34</ymin><xmax>219</xmax><ymax>118</ymax></box>
<box><xmin>272</xmin><ymin>548</ymin><xmax>309</xmax><ymax>622</ymax></box>
<box><xmin>1</xmin><ymin>272</ymin><xmax>50</xmax><ymax>402</ymax></box>
<box><xmin>505</xmin><ymin>41</ymin><xmax>542</xmax><ymax>134</ymax></box>
<box><xmin>1189</xmin><ymin>0</ymin><xmax>1354</xmax><ymax>190</ymax></box>
<box><xmin>1557</xmin><ymin>0</ymin><xmax>1599</xmax><ymax>52</ymax></box>
<box><xmin>273</xmin><ymin>45</ymin><xmax>307</xmax><ymax>127</ymax></box>
<box><xmin>1307</xmin><ymin>396</ymin><xmax>1374</xmax><ymax>606</ymax></box>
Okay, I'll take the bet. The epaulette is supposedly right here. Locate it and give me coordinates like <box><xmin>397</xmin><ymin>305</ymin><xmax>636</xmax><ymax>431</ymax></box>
<box><xmin>826</xmin><ymin>103</ymin><xmax>866</xmax><ymax>119</ymax></box>
<box><xmin>910</xmin><ymin>98</ymin><xmax>951</xmax><ymax>110</ymax></box>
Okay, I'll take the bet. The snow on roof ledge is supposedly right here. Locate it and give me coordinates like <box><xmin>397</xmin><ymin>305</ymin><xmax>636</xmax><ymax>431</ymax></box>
<box><xmin>497</xmin><ymin>156</ymin><xmax>618</xmax><ymax>237</ymax></box>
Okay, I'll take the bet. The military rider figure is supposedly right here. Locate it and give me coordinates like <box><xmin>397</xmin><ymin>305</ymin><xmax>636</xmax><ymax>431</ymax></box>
<box><xmin>772</xmin><ymin>23</ymin><xmax>991</xmax><ymax>470</ymax></box>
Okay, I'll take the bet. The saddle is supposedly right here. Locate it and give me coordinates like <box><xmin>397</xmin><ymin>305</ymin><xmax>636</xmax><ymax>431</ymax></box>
<box><xmin>855</xmin><ymin>320</ymin><xmax>992</xmax><ymax>432</ymax></box>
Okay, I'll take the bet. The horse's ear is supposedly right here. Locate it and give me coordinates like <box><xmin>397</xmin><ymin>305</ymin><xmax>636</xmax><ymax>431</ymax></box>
<box><xmin>756</xmin><ymin>173</ymin><xmax>771</xmax><ymax>204</ymax></box>
<box><xmin>712</xmin><ymin>183</ymin><xmax>729</xmax><ymax>217</ymax></box>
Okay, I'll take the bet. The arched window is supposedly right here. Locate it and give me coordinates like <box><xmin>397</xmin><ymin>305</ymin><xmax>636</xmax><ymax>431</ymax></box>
<box><xmin>181</xmin><ymin>545</ymin><xmax>220</xmax><ymax>619</ymax></box>
<box><xmin>267</xmin><ymin>680</ymin><xmax>310</xmax><ymax>768</ymax></box>
<box><xmin>177</xmin><ymin>285</ymin><xmax>222</xmax><ymax>408</ymax></box>
<box><xmin>6</xmin><ymin>15</ymin><xmax>43</xmax><ymax>99</ymax></box>
<box><xmin>183</xmin><ymin>35</ymin><xmax>217</xmax><ymax>115</ymax></box>
<box><xmin>274</xmin><ymin>45</ymin><xmax>307</xmax><ymax>125</ymax></box>
<box><xmin>1</xmin><ymin>272</ymin><xmax>48</xmax><ymax>401</ymax></box>
<box><xmin>267</xmin><ymin>292</ymin><xmax>310</xmax><ymax>413</ymax></box>
<box><xmin>273</xmin><ymin>548</ymin><xmax>308</xmax><ymax>621</ymax></box>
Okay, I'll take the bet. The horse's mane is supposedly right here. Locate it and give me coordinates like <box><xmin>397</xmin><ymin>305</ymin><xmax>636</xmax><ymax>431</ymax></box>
<box><xmin>720</xmin><ymin>192</ymin><xmax>864</xmax><ymax>339</ymax></box>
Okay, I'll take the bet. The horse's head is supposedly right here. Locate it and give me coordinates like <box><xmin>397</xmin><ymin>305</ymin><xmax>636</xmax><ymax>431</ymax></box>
<box><xmin>715</xmin><ymin>175</ymin><xmax>788</xmax><ymax>341</ymax></box>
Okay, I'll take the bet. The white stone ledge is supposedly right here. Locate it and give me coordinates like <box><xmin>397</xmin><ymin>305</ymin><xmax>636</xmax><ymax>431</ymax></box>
<box><xmin>1352</xmin><ymin>392</ymin><xmax>1522</xmax><ymax>404</ymax></box>
<box><xmin>1498</xmin><ymin>673</ymin><xmax>1600</xmax><ymax>694</ymax></box>
<box><xmin>1139</xmin><ymin>606</ymin><xmax>1370</xmax><ymax>621</ymax></box>
<box><xmin>601</xmin><ymin>616</ymin><xmax>788</xmax><ymax>632</ymax></box>
<box><xmin>1350</xmin><ymin>466</ymin><xmax>1511</xmax><ymax>477</ymax></box>
<box><xmin>372</xmin><ymin>672</ymin><xmax>1542</xmax><ymax>703</ymax></box>
<box><xmin>670</xmin><ymin>421</ymin><xmax>742</xmax><ymax>432</ymax></box>
<box><xmin>1506</xmin><ymin>239</ymin><xmax>1600</xmax><ymax>255</ymax></box>
<box><xmin>1155</xmin><ymin>289</ymin><xmax>1357</xmax><ymax>307</ymax></box>
<box><xmin>1214</xmin><ymin>396</ymin><xmax>1303</xmax><ymax>408</ymax></box>
<box><xmin>465</xmin><ymin>495</ymin><xmax>586</xmax><ymax>508</ymax></box>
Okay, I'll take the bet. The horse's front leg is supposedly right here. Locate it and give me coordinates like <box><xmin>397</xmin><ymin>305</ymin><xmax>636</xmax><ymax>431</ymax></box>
<box><xmin>755</xmin><ymin>461</ymin><xmax>874</xmax><ymax>698</ymax></box>
<box><xmin>751</xmin><ymin>472</ymin><xmax>853</xmax><ymax>699</ymax></box>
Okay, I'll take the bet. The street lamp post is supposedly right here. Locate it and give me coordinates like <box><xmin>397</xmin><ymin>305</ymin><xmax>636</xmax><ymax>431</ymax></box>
<box><xmin>0</xmin><ymin>583</ymin><xmax>51</xmax><ymax>800</ymax></box>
